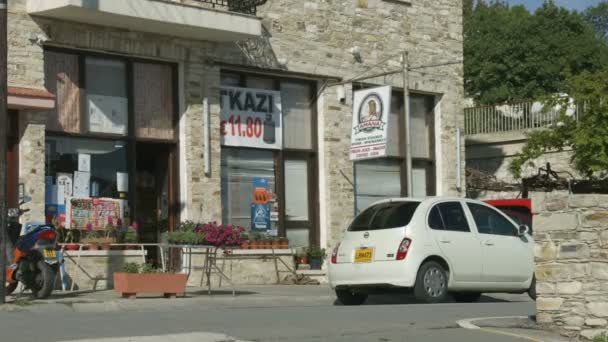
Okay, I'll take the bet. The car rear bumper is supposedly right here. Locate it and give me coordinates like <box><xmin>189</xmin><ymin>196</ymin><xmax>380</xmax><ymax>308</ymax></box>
<box><xmin>328</xmin><ymin>260</ymin><xmax>418</xmax><ymax>289</ymax></box>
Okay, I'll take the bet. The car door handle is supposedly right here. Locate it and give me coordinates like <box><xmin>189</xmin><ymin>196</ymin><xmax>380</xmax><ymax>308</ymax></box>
<box><xmin>484</xmin><ymin>241</ymin><xmax>494</xmax><ymax>246</ymax></box>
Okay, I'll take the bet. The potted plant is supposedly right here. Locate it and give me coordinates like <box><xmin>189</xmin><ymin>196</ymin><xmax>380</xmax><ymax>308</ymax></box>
<box><xmin>64</xmin><ymin>229</ymin><xmax>80</xmax><ymax>251</ymax></box>
<box><xmin>240</xmin><ymin>233</ymin><xmax>250</xmax><ymax>249</ymax></box>
<box><xmin>113</xmin><ymin>262</ymin><xmax>188</xmax><ymax>299</ymax></box>
<box><xmin>123</xmin><ymin>223</ymin><xmax>139</xmax><ymax>250</ymax></box>
<box><xmin>278</xmin><ymin>237</ymin><xmax>289</xmax><ymax>249</ymax></box>
<box><xmin>307</xmin><ymin>246</ymin><xmax>326</xmax><ymax>270</ymax></box>
<box><xmin>271</xmin><ymin>236</ymin><xmax>281</xmax><ymax>250</ymax></box>
<box><xmin>83</xmin><ymin>224</ymin><xmax>100</xmax><ymax>250</ymax></box>
<box><xmin>250</xmin><ymin>233</ymin><xmax>261</xmax><ymax>249</ymax></box>
<box><xmin>296</xmin><ymin>250</ymin><xmax>308</xmax><ymax>268</ymax></box>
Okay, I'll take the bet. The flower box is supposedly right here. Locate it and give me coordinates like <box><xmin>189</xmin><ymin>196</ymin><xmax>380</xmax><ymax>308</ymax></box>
<box><xmin>113</xmin><ymin>273</ymin><xmax>188</xmax><ymax>299</ymax></box>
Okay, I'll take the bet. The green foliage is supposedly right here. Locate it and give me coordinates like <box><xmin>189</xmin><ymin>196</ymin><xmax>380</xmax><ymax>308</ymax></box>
<box><xmin>121</xmin><ymin>262</ymin><xmax>140</xmax><ymax>274</ymax></box>
<box><xmin>594</xmin><ymin>333</ymin><xmax>608</xmax><ymax>342</ymax></box>
<box><xmin>585</xmin><ymin>1</ymin><xmax>608</xmax><ymax>40</ymax></box>
<box><xmin>510</xmin><ymin>68</ymin><xmax>608</xmax><ymax>178</ymax></box>
<box><xmin>123</xmin><ymin>228</ymin><xmax>138</xmax><ymax>243</ymax></box>
<box><xmin>306</xmin><ymin>246</ymin><xmax>326</xmax><ymax>258</ymax></box>
<box><xmin>140</xmin><ymin>263</ymin><xmax>157</xmax><ymax>274</ymax></box>
<box><xmin>465</xmin><ymin>1</ymin><xmax>608</xmax><ymax>104</ymax></box>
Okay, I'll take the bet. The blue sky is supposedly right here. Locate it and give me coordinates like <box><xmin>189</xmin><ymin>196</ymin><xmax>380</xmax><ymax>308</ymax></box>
<box><xmin>505</xmin><ymin>0</ymin><xmax>603</xmax><ymax>11</ymax></box>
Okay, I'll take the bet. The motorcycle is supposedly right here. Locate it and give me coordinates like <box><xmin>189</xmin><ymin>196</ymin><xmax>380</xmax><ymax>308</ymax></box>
<box><xmin>5</xmin><ymin>198</ymin><xmax>59</xmax><ymax>299</ymax></box>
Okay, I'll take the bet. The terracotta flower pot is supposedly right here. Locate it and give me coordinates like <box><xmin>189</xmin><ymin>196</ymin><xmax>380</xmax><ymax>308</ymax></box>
<box><xmin>271</xmin><ymin>241</ymin><xmax>280</xmax><ymax>250</ymax></box>
<box><xmin>88</xmin><ymin>243</ymin><xmax>99</xmax><ymax>251</ymax></box>
<box><xmin>101</xmin><ymin>243</ymin><xmax>111</xmax><ymax>251</ymax></box>
<box><xmin>240</xmin><ymin>241</ymin><xmax>250</xmax><ymax>250</ymax></box>
<box><xmin>297</xmin><ymin>255</ymin><xmax>308</xmax><ymax>265</ymax></box>
<box><xmin>113</xmin><ymin>273</ymin><xmax>188</xmax><ymax>299</ymax></box>
<box><xmin>250</xmin><ymin>241</ymin><xmax>260</xmax><ymax>249</ymax></box>
<box><xmin>279</xmin><ymin>241</ymin><xmax>289</xmax><ymax>249</ymax></box>
<box><xmin>65</xmin><ymin>244</ymin><xmax>80</xmax><ymax>251</ymax></box>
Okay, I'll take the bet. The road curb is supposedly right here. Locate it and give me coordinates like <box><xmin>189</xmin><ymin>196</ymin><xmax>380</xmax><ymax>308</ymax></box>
<box><xmin>457</xmin><ymin>316</ymin><xmax>566</xmax><ymax>342</ymax></box>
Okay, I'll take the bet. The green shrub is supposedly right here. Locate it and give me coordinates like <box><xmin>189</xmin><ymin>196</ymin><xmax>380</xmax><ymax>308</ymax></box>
<box><xmin>140</xmin><ymin>263</ymin><xmax>157</xmax><ymax>274</ymax></box>
<box><xmin>593</xmin><ymin>333</ymin><xmax>608</xmax><ymax>342</ymax></box>
<box><xmin>121</xmin><ymin>262</ymin><xmax>140</xmax><ymax>274</ymax></box>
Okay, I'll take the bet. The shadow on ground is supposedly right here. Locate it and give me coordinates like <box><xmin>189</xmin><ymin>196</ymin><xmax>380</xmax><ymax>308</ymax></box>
<box><xmin>334</xmin><ymin>294</ymin><xmax>523</xmax><ymax>306</ymax></box>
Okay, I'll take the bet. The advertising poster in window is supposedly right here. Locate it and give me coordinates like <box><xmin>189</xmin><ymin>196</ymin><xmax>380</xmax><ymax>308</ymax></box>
<box><xmin>220</xmin><ymin>86</ymin><xmax>282</xmax><ymax>150</ymax></box>
<box><xmin>350</xmin><ymin>86</ymin><xmax>394</xmax><ymax>160</ymax></box>
<box><xmin>87</xmin><ymin>94</ymin><xmax>128</xmax><ymax>135</ymax></box>
<box><xmin>251</xmin><ymin>178</ymin><xmax>272</xmax><ymax>232</ymax></box>
<box><xmin>66</xmin><ymin>198</ymin><xmax>124</xmax><ymax>229</ymax></box>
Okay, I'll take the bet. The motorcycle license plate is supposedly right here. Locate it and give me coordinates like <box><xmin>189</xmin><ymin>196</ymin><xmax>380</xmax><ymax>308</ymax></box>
<box><xmin>43</xmin><ymin>249</ymin><xmax>56</xmax><ymax>258</ymax></box>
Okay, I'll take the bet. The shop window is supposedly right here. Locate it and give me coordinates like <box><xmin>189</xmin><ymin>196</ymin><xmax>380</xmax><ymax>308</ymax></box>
<box><xmin>44</xmin><ymin>51</ymin><xmax>81</xmax><ymax>133</ymax></box>
<box><xmin>133</xmin><ymin>63</ymin><xmax>175</xmax><ymax>140</ymax></box>
<box><xmin>85</xmin><ymin>58</ymin><xmax>128</xmax><ymax>135</ymax></box>
<box><xmin>219</xmin><ymin>71</ymin><xmax>318</xmax><ymax>246</ymax></box>
<box><xmin>46</xmin><ymin>137</ymin><xmax>128</xmax><ymax>199</ymax></box>
<box><xmin>221</xmin><ymin>148</ymin><xmax>277</xmax><ymax>231</ymax></box>
<box><xmin>354</xmin><ymin>159</ymin><xmax>402</xmax><ymax>213</ymax></box>
<box><xmin>282</xmin><ymin>81</ymin><xmax>313</xmax><ymax>150</ymax></box>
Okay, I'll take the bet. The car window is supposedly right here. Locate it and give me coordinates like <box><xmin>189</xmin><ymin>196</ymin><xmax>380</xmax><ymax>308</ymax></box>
<box><xmin>468</xmin><ymin>203</ymin><xmax>517</xmax><ymax>236</ymax></box>
<box><xmin>494</xmin><ymin>206</ymin><xmax>533</xmax><ymax>232</ymax></box>
<box><xmin>349</xmin><ymin>201</ymin><xmax>421</xmax><ymax>231</ymax></box>
<box><xmin>436</xmin><ymin>202</ymin><xmax>470</xmax><ymax>232</ymax></box>
<box><xmin>428</xmin><ymin>206</ymin><xmax>444</xmax><ymax>230</ymax></box>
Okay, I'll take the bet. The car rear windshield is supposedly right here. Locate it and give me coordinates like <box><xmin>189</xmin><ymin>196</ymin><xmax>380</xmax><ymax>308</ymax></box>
<box><xmin>349</xmin><ymin>201</ymin><xmax>421</xmax><ymax>231</ymax></box>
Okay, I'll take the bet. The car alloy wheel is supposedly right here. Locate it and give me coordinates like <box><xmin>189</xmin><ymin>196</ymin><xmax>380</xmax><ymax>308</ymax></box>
<box><xmin>423</xmin><ymin>267</ymin><xmax>446</xmax><ymax>298</ymax></box>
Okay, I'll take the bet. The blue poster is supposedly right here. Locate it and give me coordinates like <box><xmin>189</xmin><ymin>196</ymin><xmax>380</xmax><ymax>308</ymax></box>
<box><xmin>251</xmin><ymin>203</ymin><xmax>271</xmax><ymax>231</ymax></box>
<box><xmin>253</xmin><ymin>178</ymin><xmax>268</xmax><ymax>189</ymax></box>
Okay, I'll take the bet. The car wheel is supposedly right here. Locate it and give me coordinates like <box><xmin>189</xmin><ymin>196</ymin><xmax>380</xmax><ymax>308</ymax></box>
<box><xmin>527</xmin><ymin>274</ymin><xmax>536</xmax><ymax>301</ymax></box>
<box><xmin>452</xmin><ymin>292</ymin><xmax>482</xmax><ymax>303</ymax></box>
<box><xmin>335</xmin><ymin>289</ymin><xmax>368</xmax><ymax>306</ymax></box>
<box><xmin>414</xmin><ymin>261</ymin><xmax>448</xmax><ymax>304</ymax></box>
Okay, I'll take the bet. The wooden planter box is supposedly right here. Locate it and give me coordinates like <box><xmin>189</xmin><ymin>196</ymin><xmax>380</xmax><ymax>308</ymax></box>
<box><xmin>113</xmin><ymin>273</ymin><xmax>188</xmax><ymax>299</ymax></box>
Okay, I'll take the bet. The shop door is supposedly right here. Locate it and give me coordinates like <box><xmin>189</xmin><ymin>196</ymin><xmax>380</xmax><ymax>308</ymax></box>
<box><xmin>135</xmin><ymin>142</ymin><xmax>178</xmax><ymax>264</ymax></box>
<box><xmin>281</xmin><ymin>153</ymin><xmax>318</xmax><ymax>247</ymax></box>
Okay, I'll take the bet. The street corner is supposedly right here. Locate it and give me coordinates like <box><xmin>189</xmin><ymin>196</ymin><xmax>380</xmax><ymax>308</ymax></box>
<box><xmin>457</xmin><ymin>316</ymin><xmax>572</xmax><ymax>342</ymax></box>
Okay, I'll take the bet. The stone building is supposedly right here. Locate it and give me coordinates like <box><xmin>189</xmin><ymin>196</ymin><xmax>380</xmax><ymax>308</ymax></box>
<box><xmin>6</xmin><ymin>0</ymin><xmax>464</xmax><ymax>278</ymax></box>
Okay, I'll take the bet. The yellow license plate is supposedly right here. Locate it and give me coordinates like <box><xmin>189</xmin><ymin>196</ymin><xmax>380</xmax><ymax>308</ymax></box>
<box><xmin>354</xmin><ymin>248</ymin><xmax>374</xmax><ymax>263</ymax></box>
<box><xmin>43</xmin><ymin>250</ymin><xmax>56</xmax><ymax>258</ymax></box>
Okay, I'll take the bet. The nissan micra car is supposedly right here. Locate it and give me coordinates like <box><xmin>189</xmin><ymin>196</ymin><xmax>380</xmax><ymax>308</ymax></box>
<box><xmin>328</xmin><ymin>197</ymin><xmax>535</xmax><ymax>305</ymax></box>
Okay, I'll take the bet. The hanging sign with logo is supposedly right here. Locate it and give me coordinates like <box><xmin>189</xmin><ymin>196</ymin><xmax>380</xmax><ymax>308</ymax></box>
<box><xmin>220</xmin><ymin>86</ymin><xmax>283</xmax><ymax>150</ymax></box>
<box><xmin>350</xmin><ymin>86</ymin><xmax>393</xmax><ymax>160</ymax></box>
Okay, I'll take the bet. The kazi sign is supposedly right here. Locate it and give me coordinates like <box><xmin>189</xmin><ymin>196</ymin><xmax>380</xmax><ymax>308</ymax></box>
<box><xmin>220</xmin><ymin>86</ymin><xmax>283</xmax><ymax>150</ymax></box>
<box><xmin>350</xmin><ymin>86</ymin><xmax>393</xmax><ymax>160</ymax></box>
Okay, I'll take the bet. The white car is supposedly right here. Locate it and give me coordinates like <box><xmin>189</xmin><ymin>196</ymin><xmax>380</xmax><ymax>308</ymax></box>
<box><xmin>328</xmin><ymin>197</ymin><xmax>535</xmax><ymax>305</ymax></box>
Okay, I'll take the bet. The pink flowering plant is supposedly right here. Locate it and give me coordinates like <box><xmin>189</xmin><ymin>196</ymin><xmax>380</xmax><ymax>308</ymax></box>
<box><xmin>165</xmin><ymin>221</ymin><xmax>244</xmax><ymax>247</ymax></box>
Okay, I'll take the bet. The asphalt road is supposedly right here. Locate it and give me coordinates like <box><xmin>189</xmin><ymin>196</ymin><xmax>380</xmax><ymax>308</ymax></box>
<box><xmin>0</xmin><ymin>286</ymin><xmax>540</xmax><ymax>342</ymax></box>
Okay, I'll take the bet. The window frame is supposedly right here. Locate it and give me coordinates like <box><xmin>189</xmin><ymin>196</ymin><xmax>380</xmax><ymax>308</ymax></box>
<box><xmin>219</xmin><ymin>70</ymin><xmax>319</xmax><ymax>246</ymax></box>
<box><xmin>352</xmin><ymin>82</ymin><xmax>437</xmax><ymax>207</ymax></box>
<box><xmin>43</xmin><ymin>47</ymin><xmax>180</xmax><ymax>232</ymax></box>
<box><xmin>428</xmin><ymin>201</ymin><xmax>471</xmax><ymax>233</ymax></box>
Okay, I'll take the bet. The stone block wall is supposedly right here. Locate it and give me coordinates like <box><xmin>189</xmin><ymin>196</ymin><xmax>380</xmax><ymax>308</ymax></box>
<box><xmin>534</xmin><ymin>194</ymin><xmax>608</xmax><ymax>340</ymax></box>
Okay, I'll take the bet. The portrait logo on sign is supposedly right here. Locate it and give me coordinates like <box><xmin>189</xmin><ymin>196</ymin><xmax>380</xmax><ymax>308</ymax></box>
<box><xmin>354</xmin><ymin>93</ymin><xmax>386</xmax><ymax>133</ymax></box>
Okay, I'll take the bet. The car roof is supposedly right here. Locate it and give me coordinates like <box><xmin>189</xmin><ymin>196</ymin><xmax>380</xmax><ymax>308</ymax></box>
<box><xmin>369</xmin><ymin>197</ymin><xmax>479</xmax><ymax>207</ymax></box>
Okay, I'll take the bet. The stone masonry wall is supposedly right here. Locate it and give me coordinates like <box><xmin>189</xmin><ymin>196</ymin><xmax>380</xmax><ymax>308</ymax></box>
<box><xmin>534</xmin><ymin>194</ymin><xmax>608</xmax><ymax>340</ymax></box>
<box><xmin>9</xmin><ymin>0</ymin><xmax>464</xmax><ymax>256</ymax></box>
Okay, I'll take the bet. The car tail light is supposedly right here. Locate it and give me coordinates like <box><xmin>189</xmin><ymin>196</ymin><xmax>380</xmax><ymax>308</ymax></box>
<box><xmin>396</xmin><ymin>238</ymin><xmax>412</xmax><ymax>260</ymax></box>
<box><xmin>38</xmin><ymin>230</ymin><xmax>56</xmax><ymax>241</ymax></box>
<box><xmin>331</xmin><ymin>243</ymin><xmax>340</xmax><ymax>264</ymax></box>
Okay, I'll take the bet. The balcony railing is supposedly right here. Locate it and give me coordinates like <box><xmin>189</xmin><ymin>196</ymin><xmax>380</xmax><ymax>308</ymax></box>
<box><xmin>179</xmin><ymin>0</ymin><xmax>268</xmax><ymax>15</ymax></box>
<box><xmin>464</xmin><ymin>100</ymin><xmax>583</xmax><ymax>136</ymax></box>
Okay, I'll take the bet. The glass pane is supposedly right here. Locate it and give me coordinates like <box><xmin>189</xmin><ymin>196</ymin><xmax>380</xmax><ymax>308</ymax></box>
<box><xmin>437</xmin><ymin>202</ymin><xmax>470</xmax><ymax>232</ymax></box>
<box><xmin>285</xmin><ymin>159</ymin><xmax>308</xmax><ymax>221</ymax></box>
<box><xmin>247</xmin><ymin>76</ymin><xmax>275</xmax><ymax>90</ymax></box>
<box><xmin>349</xmin><ymin>201</ymin><xmax>420</xmax><ymax>231</ymax></box>
<box><xmin>354</xmin><ymin>159</ymin><xmax>401</xmax><ymax>213</ymax></box>
<box><xmin>412</xmin><ymin>165</ymin><xmax>427</xmax><ymax>198</ymax></box>
<box><xmin>410</xmin><ymin>95</ymin><xmax>432</xmax><ymax>159</ymax></box>
<box><xmin>389</xmin><ymin>93</ymin><xmax>403</xmax><ymax>156</ymax></box>
<box><xmin>221</xmin><ymin>73</ymin><xmax>241</xmax><ymax>87</ymax></box>
<box><xmin>428</xmin><ymin>206</ymin><xmax>444</xmax><ymax>230</ymax></box>
<box><xmin>286</xmin><ymin>228</ymin><xmax>309</xmax><ymax>248</ymax></box>
<box><xmin>467</xmin><ymin>203</ymin><xmax>517</xmax><ymax>236</ymax></box>
<box><xmin>221</xmin><ymin>149</ymin><xmax>276</xmax><ymax>232</ymax></box>
<box><xmin>133</xmin><ymin>63</ymin><xmax>174</xmax><ymax>140</ymax></box>
<box><xmin>85</xmin><ymin>58</ymin><xmax>128</xmax><ymax>135</ymax></box>
<box><xmin>282</xmin><ymin>81</ymin><xmax>312</xmax><ymax>150</ymax></box>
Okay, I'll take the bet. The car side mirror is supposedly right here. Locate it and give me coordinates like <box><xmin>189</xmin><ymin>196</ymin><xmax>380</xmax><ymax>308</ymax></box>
<box><xmin>517</xmin><ymin>224</ymin><xmax>530</xmax><ymax>237</ymax></box>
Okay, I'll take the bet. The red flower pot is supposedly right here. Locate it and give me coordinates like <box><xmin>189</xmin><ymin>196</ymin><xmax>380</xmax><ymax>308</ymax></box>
<box><xmin>65</xmin><ymin>244</ymin><xmax>80</xmax><ymax>251</ymax></box>
<box><xmin>113</xmin><ymin>273</ymin><xmax>188</xmax><ymax>299</ymax></box>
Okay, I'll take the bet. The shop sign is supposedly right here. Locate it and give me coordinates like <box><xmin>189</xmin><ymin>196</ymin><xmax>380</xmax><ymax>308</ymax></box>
<box><xmin>220</xmin><ymin>86</ymin><xmax>282</xmax><ymax>150</ymax></box>
<box><xmin>350</xmin><ymin>86</ymin><xmax>393</xmax><ymax>160</ymax></box>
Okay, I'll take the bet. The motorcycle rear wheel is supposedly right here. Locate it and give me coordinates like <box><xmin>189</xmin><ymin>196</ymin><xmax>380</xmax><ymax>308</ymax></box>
<box><xmin>31</xmin><ymin>261</ymin><xmax>55</xmax><ymax>299</ymax></box>
<box><xmin>5</xmin><ymin>281</ymin><xmax>18</xmax><ymax>295</ymax></box>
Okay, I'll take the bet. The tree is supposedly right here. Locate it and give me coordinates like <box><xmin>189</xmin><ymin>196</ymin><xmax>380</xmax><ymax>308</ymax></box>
<box><xmin>509</xmin><ymin>68</ymin><xmax>608</xmax><ymax>179</ymax></box>
<box><xmin>584</xmin><ymin>1</ymin><xmax>608</xmax><ymax>40</ymax></box>
<box><xmin>464</xmin><ymin>1</ymin><xmax>608</xmax><ymax>105</ymax></box>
